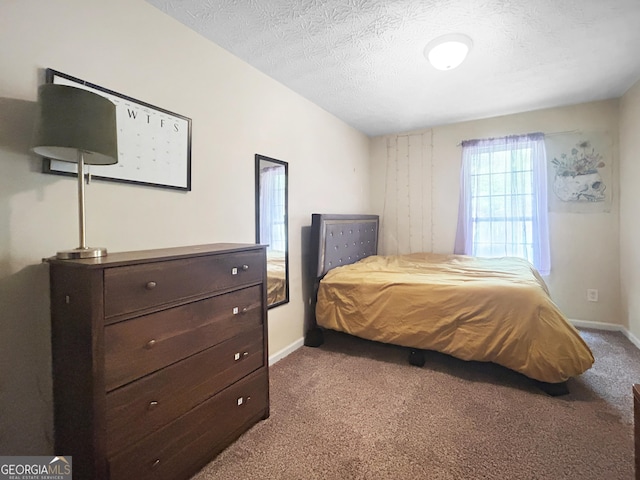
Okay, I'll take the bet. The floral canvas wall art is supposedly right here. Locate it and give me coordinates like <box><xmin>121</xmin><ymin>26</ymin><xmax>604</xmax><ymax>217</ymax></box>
<box><xmin>545</xmin><ymin>132</ymin><xmax>612</xmax><ymax>213</ymax></box>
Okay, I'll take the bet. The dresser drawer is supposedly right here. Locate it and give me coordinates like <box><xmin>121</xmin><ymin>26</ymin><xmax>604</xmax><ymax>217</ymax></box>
<box><xmin>105</xmin><ymin>285</ymin><xmax>262</xmax><ymax>391</ymax></box>
<box><xmin>108</xmin><ymin>368</ymin><xmax>268</xmax><ymax>480</ymax></box>
<box><xmin>104</xmin><ymin>250</ymin><xmax>263</xmax><ymax>321</ymax></box>
<box><xmin>106</xmin><ymin>325</ymin><xmax>264</xmax><ymax>455</ymax></box>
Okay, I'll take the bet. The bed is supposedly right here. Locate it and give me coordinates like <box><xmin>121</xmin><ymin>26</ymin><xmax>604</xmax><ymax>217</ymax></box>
<box><xmin>306</xmin><ymin>214</ymin><xmax>594</xmax><ymax>393</ymax></box>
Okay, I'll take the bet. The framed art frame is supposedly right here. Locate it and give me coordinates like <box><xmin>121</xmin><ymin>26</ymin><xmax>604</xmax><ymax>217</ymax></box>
<box><xmin>42</xmin><ymin>68</ymin><xmax>192</xmax><ymax>191</ymax></box>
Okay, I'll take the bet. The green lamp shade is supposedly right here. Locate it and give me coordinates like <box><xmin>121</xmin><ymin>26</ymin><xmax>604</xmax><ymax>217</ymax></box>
<box><xmin>32</xmin><ymin>84</ymin><xmax>118</xmax><ymax>165</ymax></box>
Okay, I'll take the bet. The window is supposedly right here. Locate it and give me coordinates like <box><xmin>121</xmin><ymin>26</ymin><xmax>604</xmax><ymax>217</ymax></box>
<box><xmin>454</xmin><ymin>133</ymin><xmax>550</xmax><ymax>275</ymax></box>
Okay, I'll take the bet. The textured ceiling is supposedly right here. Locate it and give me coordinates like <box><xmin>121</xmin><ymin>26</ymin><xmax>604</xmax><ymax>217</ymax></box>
<box><xmin>146</xmin><ymin>0</ymin><xmax>640</xmax><ymax>137</ymax></box>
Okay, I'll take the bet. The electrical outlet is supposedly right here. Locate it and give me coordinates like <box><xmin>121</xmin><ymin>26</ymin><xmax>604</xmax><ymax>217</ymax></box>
<box><xmin>587</xmin><ymin>289</ymin><xmax>599</xmax><ymax>302</ymax></box>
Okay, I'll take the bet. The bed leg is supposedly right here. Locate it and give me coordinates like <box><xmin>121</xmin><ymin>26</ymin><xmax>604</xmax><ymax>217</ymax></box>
<box><xmin>304</xmin><ymin>327</ymin><xmax>324</xmax><ymax>347</ymax></box>
<box><xmin>408</xmin><ymin>349</ymin><xmax>425</xmax><ymax>367</ymax></box>
<box><xmin>536</xmin><ymin>380</ymin><xmax>570</xmax><ymax>397</ymax></box>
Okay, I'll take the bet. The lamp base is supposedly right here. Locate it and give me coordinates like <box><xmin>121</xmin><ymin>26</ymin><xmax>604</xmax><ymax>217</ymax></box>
<box><xmin>57</xmin><ymin>247</ymin><xmax>107</xmax><ymax>260</ymax></box>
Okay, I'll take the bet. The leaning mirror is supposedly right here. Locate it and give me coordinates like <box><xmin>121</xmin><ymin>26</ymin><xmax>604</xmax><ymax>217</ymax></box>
<box><xmin>255</xmin><ymin>154</ymin><xmax>289</xmax><ymax>308</ymax></box>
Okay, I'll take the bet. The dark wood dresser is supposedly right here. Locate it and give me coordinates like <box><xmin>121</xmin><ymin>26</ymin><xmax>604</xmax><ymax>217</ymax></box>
<box><xmin>48</xmin><ymin>243</ymin><xmax>269</xmax><ymax>480</ymax></box>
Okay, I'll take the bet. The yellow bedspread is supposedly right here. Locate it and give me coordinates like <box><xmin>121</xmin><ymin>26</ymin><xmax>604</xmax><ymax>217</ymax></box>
<box><xmin>316</xmin><ymin>253</ymin><xmax>594</xmax><ymax>383</ymax></box>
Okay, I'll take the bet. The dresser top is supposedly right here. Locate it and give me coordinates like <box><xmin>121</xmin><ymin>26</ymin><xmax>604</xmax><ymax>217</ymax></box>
<box><xmin>46</xmin><ymin>243</ymin><xmax>265</xmax><ymax>269</ymax></box>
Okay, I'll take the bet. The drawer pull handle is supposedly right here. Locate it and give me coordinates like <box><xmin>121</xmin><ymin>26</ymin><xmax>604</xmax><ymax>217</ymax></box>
<box><xmin>152</xmin><ymin>459</ymin><xmax>160</xmax><ymax>469</ymax></box>
<box><xmin>234</xmin><ymin>351</ymin><xmax>249</xmax><ymax>361</ymax></box>
<box><xmin>233</xmin><ymin>307</ymin><xmax>249</xmax><ymax>315</ymax></box>
<box><xmin>145</xmin><ymin>281</ymin><xmax>157</xmax><ymax>290</ymax></box>
<box><xmin>231</xmin><ymin>265</ymin><xmax>250</xmax><ymax>275</ymax></box>
<box><xmin>148</xmin><ymin>401</ymin><xmax>159</xmax><ymax>410</ymax></box>
<box><xmin>145</xmin><ymin>339</ymin><xmax>157</xmax><ymax>349</ymax></box>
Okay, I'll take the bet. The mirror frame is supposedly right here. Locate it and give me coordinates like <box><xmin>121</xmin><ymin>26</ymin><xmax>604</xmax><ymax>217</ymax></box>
<box><xmin>255</xmin><ymin>154</ymin><xmax>289</xmax><ymax>309</ymax></box>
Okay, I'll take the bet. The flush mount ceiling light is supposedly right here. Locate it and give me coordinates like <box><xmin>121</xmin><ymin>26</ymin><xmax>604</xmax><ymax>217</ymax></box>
<box><xmin>424</xmin><ymin>34</ymin><xmax>473</xmax><ymax>71</ymax></box>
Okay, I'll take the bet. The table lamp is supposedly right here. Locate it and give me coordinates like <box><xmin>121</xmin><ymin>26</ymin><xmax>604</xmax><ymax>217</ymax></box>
<box><xmin>32</xmin><ymin>84</ymin><xmax>118</xmax><ymax>259</ymax></box>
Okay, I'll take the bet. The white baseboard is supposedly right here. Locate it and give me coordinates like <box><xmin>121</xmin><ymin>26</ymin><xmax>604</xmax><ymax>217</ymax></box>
<box><xmin>569</xmin><ymin>318</ymin><xmax>640</xmax><ymax>350</ymax></box>
<box><xmin>269</xmin><ymin>337</ymin><xmax>304</xmax><ymax>366</ymax></box>
<box><xmin>625</xmin><ymin>329</ymin><xmax>640</xmax><ymax>350</ymax></box>
<box><xmin>569</xmin><ymin>318</ymin><xmax>624</xmax><ymax>331</ymax></box>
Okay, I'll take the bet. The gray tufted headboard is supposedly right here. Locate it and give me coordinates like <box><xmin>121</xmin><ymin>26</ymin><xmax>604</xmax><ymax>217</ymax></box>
<box><xmin>310</xmin><ymin>214</ymin><xmax>379</xmax><ymax>279</ymax></box>
<box><xmin>305</xmin><ymin>214</ymin><xmax>379</xmax><ymax>346</ymax></box>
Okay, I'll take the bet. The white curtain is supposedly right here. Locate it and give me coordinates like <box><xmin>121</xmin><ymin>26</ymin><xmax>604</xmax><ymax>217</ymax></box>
<box><xmin>454</xmin><ymin>133</ymin><xmax>550</xmax><ymax>275</ymax></box>
<box><xmin>260</xmin><ymin>165</ymin><xmax>286</xmax><ymax>253</ymax></box>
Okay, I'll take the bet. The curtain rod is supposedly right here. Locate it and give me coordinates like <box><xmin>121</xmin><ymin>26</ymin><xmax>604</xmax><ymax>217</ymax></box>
<box><xmin>456</xmin><ymin>129</ymin><xmax>582</xmax><ymax>147</ymax></box>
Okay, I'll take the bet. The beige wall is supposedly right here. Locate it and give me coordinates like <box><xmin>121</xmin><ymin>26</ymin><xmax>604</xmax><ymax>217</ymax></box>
<box><xmin>620</xmin><ymin>79</ymin><xmax>640</xmax><ymax>340</ymax></box>
<box><xmin>371</xmin><ymin>100</ymin><xmax>621</xmax><ymax>325</ymax></box>
<box><xmin>0</xmin><ymin>0</ymin><xmax>370</xmax><ymax>454</ymax></box>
